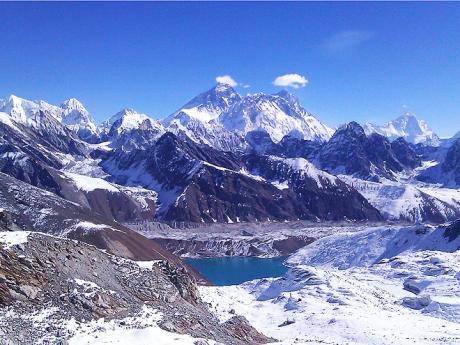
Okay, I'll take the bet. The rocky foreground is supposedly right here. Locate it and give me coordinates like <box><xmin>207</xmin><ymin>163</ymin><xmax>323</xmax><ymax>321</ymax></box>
<box><xmin>0</xmin><ymin>231</ymin><xmax>272</xmax><ymax>344</ymax></box>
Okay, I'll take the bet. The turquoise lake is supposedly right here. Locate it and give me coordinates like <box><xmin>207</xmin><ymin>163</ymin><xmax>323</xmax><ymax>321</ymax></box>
<box><xmin>186</xmin><ymin>256</ymin><xmax>289</xmax><ymax>286</ymax></box>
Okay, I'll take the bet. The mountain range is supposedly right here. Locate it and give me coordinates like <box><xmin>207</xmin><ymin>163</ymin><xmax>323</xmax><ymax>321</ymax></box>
<box><xmin>1</xmin><ymin>83</ymin><xmax>460</xmax><ymax>227</ymax></box>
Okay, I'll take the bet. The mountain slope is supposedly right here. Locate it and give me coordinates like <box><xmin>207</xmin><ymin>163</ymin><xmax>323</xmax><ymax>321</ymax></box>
<box><xmin>202</xmin><ymin>223</ymin><xmax>460</xmax><ymax>344</ymax></box>
<box><xmin>101</xmin><ymin>132</ymin><xmax>381</xmax><ymax>223</ymax></box>
<box><xmin>0</xmin><ymin>172</ymin><xmax>171</xmax><ymax>262</ymax></box>
<box><xmin>163</xmin><ymin>84</ymin><xmax>246</xmax><ymax>151</ymax></box>
<box><xmin>60</xmin><ymin>98</ymin><xmax>99</xmax><ymax>142</ymax></box>
<box><xmin>0</xmin><ymin>231</ymin><xmax>270</xmax><ymax>344</ymax></box>
<box><xmin>101</xmin><ymin>108</ymin><xmax>165</xmax><ymax>151</ymax></box>
<box><xmin>418</xmin><ymin>138</ymin><xmax>460</xmax><ymax>187</ymax></box>
<box><xmin>318</xmin><ymin>122</ymin><xmax>420</xmax><ymax>180</ymax></box>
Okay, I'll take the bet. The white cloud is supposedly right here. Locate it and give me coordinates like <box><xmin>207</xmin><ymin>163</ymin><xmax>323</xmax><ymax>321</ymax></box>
<box><xmin>402</xmin><ymin>104</ymin><xmax>409</xmax><ymax>109</ymax></box>
<box><xmin>323</xmin><ymin>30</ymin><xmax>373</xmax><ymax>52</ymax></box>
<box><xmin>272</xmin><ymin>74</ymin><xmax>308</xmax><ymax>89</ymax></box>
<box><xmin>242</xmin><ymin>84</ymin><xmax>250</xmax><ymax>88</ymax></box>
<box><xmin>215</xmin><ymin>75</ymin><xmax>238</xmax><ymax>87</ymax></box>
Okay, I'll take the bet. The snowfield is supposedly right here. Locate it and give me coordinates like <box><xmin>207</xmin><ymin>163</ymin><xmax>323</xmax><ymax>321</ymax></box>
<box><xmin>339</xmin><ymin>175</ymin><xmax>460</xmax><ymax>222</ymax></box>
<box><xmin>0</xmin><ymin>231</ymin><xmax>30</xmax><ymax>248</ymax></box>
<box><xmin>200</xmin><ymin>224</ymin><xmax>460</xmax><ymax>344</ymax></box>
<box><xmin>66</xmin><ymin>306</ymin><xmax>218</xmax><ymax>345</ymax></box>
<box><xmin>64</xmin><ymin>172</ymin><xmax>120</xmax><ymax>193</ymax></box>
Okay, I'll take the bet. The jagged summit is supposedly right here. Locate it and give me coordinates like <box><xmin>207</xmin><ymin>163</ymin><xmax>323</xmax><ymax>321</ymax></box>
<box><xmin>0</xmin><ymin>94</ymin><xmax>99</xmax><ymax>142</ymax></box>
<box><xmin>162</xmin><ymin>84</ymin><xmax>333</xmax><ymax>150</ymax></box>
<box><xmin>218</xmin><ymin>90</ymin><xmax>334</xmax><ymax>143</ymax></box>
<box><xmin>164</xmin><ymin>83</ymin><xmax>242</xmax><ymax>125</ymax></box>
<box><xmin>102</xmin><ymin>108</ymin><xmax>163</xmax><ymax>135</ymax></box>
<box><xmin>60</xmin><ymin>98</ymin><xmax>98</xmax><ymax>141</ymax></box>
<box><xmin>364</xmin><ymin>112</ymin><xmax>440</xmax><ymax>146</ymax></box>
<box><xmin>61</xmin><ymin>97</ymin><xmax>86</xmax><ymax>109</ymax></box>
<box><xmin>99</xmin><ymin>108</ymin><xmax>165</xmax><ymax>151</ymax></box>
<box><xmin>338</xmin><ymin>121</ymin><xmax>367</xmax><ymax>137</ymax></box>
<box><xmin>0</xmin><ymin>94</ymin><xmax>62</xmax><ymax>123</ymax></box>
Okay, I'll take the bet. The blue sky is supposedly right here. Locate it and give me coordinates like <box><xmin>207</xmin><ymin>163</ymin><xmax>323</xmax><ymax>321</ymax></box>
<box><xmin>1</xmin><ymin>2</ymin><xmax>459</xmax><ymax>136</ymax></box>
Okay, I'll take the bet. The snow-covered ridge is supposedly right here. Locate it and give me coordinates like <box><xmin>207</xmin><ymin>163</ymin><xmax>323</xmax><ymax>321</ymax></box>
<box><xmin>61</xmin><ymin>98</ymin><xmax>97</xmax><ymax>133</ymax></box>
<box><xmin>101</xmin><ymin>108</ymin><xmax>163</xmax><ymax>135</ymax></box>
<box><xmin>219</xmin><ymin>90</ymin><xmax>334</xmax><ymax>143</ymax></box>
<box><xmin>163</xmin><ymin>82</ymin><xmax>242</xmax><ymax>125</ymax></box>
<box><xmin>270</xmin><ymin>156</ymin><xmax>338</xmax><ymax>188</ymax></box>
<box><xmin>0</xmin><ymin>94</ymin><xmax>62</xmax><ymax>124</ymax></box>
<box><xmin>0</xmin><ymin>94</ymin><xmax>98</xmax><ymax>139</ymax></box>
<box><xmin>163</xmin><ymin>84</ymin><xmax>334</xmax><ymax>149</ymax></box>
<box><xmin>364</xmin><ymin>112</ymin><xmax>440</xmax><ymax>146</ymax></box>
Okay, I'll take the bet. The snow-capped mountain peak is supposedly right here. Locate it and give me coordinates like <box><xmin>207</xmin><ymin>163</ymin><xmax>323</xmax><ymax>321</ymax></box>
<box><xmin>1</xmin><ymin>94</ymin><xmax>62</xmax><ymax>123</ymax></box>
<box><xmin>106</xmin><ymin>108</ymin><xmax>150</xmax><ymax>131</ymax></box>
<box><xmin>60</xmin><ymin>98</ymin><xmax>98</xmax><ymax>136</ymax></box>
<box><xmin>0</xmin><ymin>94</ymin><xmax>99</xmax><ymax>141</ymax></box>
<box><xmin>61</xmin><ymin>98</ymin><xmax>87</xmax><ymax>113</ymax></box>
<box><xmin>103</xmin><ymin>108</ymin><xmax>164</xmax><ymax>137</ymax></box>
<box><xmin>218</xmin><ymin>91</ymin><xmax>334</xmax><ymax>143</ymax></box>
<box><xmin>364</xmin><ymin>112</ymin><xmax>440</xmax><ymax>146</ymax></box>
<box><xmin>164</xmin><ymin>83</ymin><xmax>242</xmax><ymax>125</ymax></box>
<box><xmin>274</xmin><ymin>89</ymin><xmax>300</xmax><ymax>107</ymax></box>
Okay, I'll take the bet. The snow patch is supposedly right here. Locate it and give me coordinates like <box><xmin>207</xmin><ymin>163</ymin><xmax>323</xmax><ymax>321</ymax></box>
<box><xmin>0</xmin><ymin>231</ymin><xmax>30</xmax><ymax>248</ymax></box>
<box><xmin>64</xmin><ymin>172</ymin><xmax>119</xmax><ymax>193</ymax></box>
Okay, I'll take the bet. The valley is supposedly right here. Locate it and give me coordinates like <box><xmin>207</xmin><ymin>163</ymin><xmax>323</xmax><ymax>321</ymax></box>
<box><xmin>2</xmin><ymin>2</ymin><xmax>459</xmax><ymax>344</ymax></box>
<box><xmin>1</xmin><ymin>84</ymin><xmax>460</xmax><ymax>344</ymax></box>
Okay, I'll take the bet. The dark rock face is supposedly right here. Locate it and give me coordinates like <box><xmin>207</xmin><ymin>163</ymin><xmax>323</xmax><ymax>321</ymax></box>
<box><xmin>141</xmin><ymin>133</ymin><xmax>380</xmax><ymax>222</ymax></box>
<box><xmin>391</xmin><ymin>137</ymin><xmax>422</xmax><ymax>169</ymax></box>
<box><xmin>145</xmin><ymin>132</ymin><xmax>243</xmax><ymax>188</ymax></box>
<box><xmin>0</xmin><ymin>150</ymin><xmax>61</xmax><ymax>194</ymax></box>
<box><xmin>318</xmin><ymin>122</ymin><xmax>420</xmax><ymax>180</ymax></box>
<box><xmin>245</xmin><ymin>131</ymin><xmax>321</xmax><ymax>160</ymax></box>
<box><xmin>245</xmin><ymin>130</ymin><xmax>281</xmax><ymax>156</ymax></box>
<box><xmin>0</xmin><ymin>118</ymin><xmax>157</xmax><ymax>223</ymax></box>
<box><xmin>278</xmin><ymin>136</ymin><xmax>322</xmax><ymax>160</ymax></box>
<box><xmin>366</xmin><ymin>133</ymin><xmax>406</xmax><ymax>173</ymax></box>
<box><xmin>418</xmin><ymin>138</ymin><xmax>460</xmax><ymax>187</ymax></box>
<box><xmin>163</xmin><ymin>167</ymin><xmax>300</xmax><ymax>223</ymax></box>
<box><xmin>102</xmin><ymin>132</ymin><xmax>381</xmax><ymax>223</ymax></box>
<box><xmin>318</xmin><ymin>122</ymin><xmax>374</xmax><ymax>178</ymax></box>
<box><xmin>0</xmin><ymin>114</ymin><xmax>81</xmax><ymax>193</ymax></box>
<box><xmin>443</xmin><ymin>219</ymin><xmax>460</xmax><ymax>242</ymax></box>
<box><xmin>442</xmin><ymin>139</ymin><xmax>460</xmax><ymax>185</ymax></box>
<box><xmin>243</xmin><ymin>154</ymin><xmax>382</xmax><ymax>221</ymax></box>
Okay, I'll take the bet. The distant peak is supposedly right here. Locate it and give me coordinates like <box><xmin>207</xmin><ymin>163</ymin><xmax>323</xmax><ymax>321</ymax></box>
<box><xmin>119</xmin><ymin>108</ymin><xmax>137</xmax><ymax>115</ymax></box>
<box><xmin>62</xmin><ymin>97</ymin><xmax>82</xmax><ymax>105</ymax></box>
<box><xmin>107</xmin><ymin>108</ymin><xmax>140</xmax><ymax>123</ymax></box>
<box><xmin>213</xmin><ymin>83</ymin><xmax>237</xmax><ymax>93</ymax></box>
<box><xmin>275</xmin><ymin>89</ymin><xmax>291</xmax><ymax>97</ymax></box>
<box><xmin>61</xmin><ymin>98</ymin><xmax>86</xmax><ymax>110</ymax></box>
<box><xmin>7</xmin><ymin>94</ymin><xmax>23</xmax><ymax>104</ymax></box>
<box><xmin>400</xmin><ymin>111</ymin><xmax>416</xmax><ymax>118</ymax></box>
<box><xmin>338</xmin><ymin>121</ymin><xmax>365</xmax><ymax>135</ymax></box>
<box><xmin>274</xmin><ymin>89</ymin><xmax>299</xmax><ymax>103</ymax></box>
